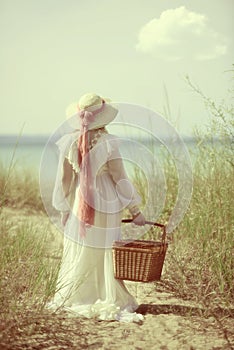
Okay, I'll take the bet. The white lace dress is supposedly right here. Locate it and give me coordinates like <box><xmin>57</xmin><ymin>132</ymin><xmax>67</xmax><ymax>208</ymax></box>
<box><xmin>47</xmin><ymin>130</ymin><xmax>144</xmax><ymax>322</ymax></box>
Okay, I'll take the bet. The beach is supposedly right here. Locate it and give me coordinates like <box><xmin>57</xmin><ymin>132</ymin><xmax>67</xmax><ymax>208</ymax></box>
<box><xmin>0</xmin><ymin>207</ymin><xmax>233</xmax><ymax>350</ymax></box>
<box><xmin>0</xmin><ymin>128</ymin><xmax>233</xmax><ymax>349</ymax></box>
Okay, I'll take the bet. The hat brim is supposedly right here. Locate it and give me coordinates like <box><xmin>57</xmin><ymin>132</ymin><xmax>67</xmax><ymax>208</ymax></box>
<box><xmin>66</xmin><ymin>103</ymin><xmax>118</xmax><ymax>130</ymax></box>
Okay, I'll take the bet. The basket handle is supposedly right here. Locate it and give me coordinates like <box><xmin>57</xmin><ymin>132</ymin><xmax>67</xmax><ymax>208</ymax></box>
<box><xmin>121</xmin><ymin>218</ymin><xmax>167</xmax><ymax>243</ymax></box>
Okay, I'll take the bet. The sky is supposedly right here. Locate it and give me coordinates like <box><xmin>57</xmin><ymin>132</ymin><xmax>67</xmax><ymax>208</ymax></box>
<box><xmin>0</xmin><ymin>0</ymin><xmax>233</xmax><ymax>136</ymax></box>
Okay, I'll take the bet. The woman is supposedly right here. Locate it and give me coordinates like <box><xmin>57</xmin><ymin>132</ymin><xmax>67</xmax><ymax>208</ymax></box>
<box><xmin>48</xmin><ymin>93</ymin><xmax>145</xmax><ymax>322</ymax></box>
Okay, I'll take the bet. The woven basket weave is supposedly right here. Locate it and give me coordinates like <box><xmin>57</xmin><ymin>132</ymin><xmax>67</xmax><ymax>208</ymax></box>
<box><xmin>112</xmin><ymin>220</ymin><xmax>168</xmax><ymax>282</ymax></box>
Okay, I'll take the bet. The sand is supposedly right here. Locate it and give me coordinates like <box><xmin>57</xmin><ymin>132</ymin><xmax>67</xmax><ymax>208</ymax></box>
<box><xmin>2</xmin><ymin>208</ymin><xmax>233</xmax><ymax>349</ymax></box>
<box><xmin>81</xmin><ymin>283</ymin><xmax>234</xmax><ymax>350</ymax></box>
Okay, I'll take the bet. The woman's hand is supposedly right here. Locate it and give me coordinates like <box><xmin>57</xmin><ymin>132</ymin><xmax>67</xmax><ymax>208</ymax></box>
<box><xmin>132</xmin><ymin>212</ymin><xmax>145</xmax><ymax>226</ymax></box>
<box><xmin>61</xmin><ymin>211</ymin><xmax>70</xmax><ymax>227</ymax></box>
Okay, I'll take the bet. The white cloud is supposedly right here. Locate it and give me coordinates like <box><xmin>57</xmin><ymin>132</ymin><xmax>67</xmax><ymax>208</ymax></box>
<box><xmin>136</xmin><ymin>6</ymin><xmax>228</xmax><ymax>61</ymax></box>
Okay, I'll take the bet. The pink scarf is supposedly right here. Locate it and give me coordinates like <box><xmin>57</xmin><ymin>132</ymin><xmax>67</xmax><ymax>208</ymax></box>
<box><xmin>77</xmin><ymin>101</ymin><xmax>105</xmax><ymax>237</ymax></box>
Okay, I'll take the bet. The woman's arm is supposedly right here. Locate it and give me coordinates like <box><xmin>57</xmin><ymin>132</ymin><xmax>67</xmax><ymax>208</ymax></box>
<box><xmin>52</xmin><ymin>132</ymin><xmax>79</xmax><ymax>217</ymax></box>
<box><xmin>60</xmin><ymin>158</ymin><xmax>78</xmax><ymax>226</ymax></box>
<box><xmin>62</xmin><ymin>157</ymin><xmax>74</xmax><ymax>198</ymax></box>
<box><xmin>107</xmin><ymin>157</ymin><xmax>145</xmax><ymax>225</ymax></box>
<box><xmin>52</xmin><ymin>157</ymin><xmax>77</xmax><ymax>212</ymax></box>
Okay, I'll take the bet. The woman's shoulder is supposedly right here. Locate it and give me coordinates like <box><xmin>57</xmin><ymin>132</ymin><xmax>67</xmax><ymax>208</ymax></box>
<box><xmin>99</xmin><ymin>132</ymin><xmax>120</xmax><ymax>144</ymax></box>
<box><xmin>56</xmin><ymin>131</ymin><xmax>79</xmax><ymax>151</ymax></box>
<box><xmin>95</xmin><ymin>132</ymin><xmax>121</xmax><ymax>158</ymax></box>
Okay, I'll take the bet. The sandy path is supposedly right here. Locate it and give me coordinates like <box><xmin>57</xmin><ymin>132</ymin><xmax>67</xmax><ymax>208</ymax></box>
<box><xmin>2</xmin><ymin>208</ymin><xmax>233</xmax><ymax>349</ymax></box>
<box><xmin>82</xmin><ymin>283</ymin><xmax>234</xmax><ymax>350</ymax></box>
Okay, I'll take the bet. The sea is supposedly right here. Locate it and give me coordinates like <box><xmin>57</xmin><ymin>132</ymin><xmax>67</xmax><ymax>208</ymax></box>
<box><xmin>0</xmin><ymin>133</ymin><xmax>199</xmax><ymax>175</ymax></box>
<box><xmin>0</xmin><ymin>132</ymin><xmax>199</xmax><ymax>201</ymax></box>
<box><xmin>0</xmin><ymin>135</ymin><xmax>52</xmax><ymax>170</ymax></box>
<box><xmin>0</xmin><ymin>133</ymin><xmax>215</xmax><ymax>232</ymax></box>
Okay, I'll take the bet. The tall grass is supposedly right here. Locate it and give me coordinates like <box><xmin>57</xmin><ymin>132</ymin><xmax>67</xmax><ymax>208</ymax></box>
<box><xmin>161</xmin><ymin>148</ymin><xmax>233</xmax><ymax>307</ymax></box>
<box><xmin>134</xmin><ymin>72</ymin><xmax>234</xmax><ymax>309</ymax></box>
<box><xmin>0</xmin><ymin>205</ymin><xmax>65</xmax><ymax>346</ymax></box>
<box><xmin>0</xmin><ymin>162</ymin><xmax>44</xmax><ymax>211</ymax></box>
<box><xmin>131</xmin><ymin>143</ymin><xmax>233</xmax><ymax>308</ymax></box>
<box><xmin>0</xmin><ymin>166</ymin><xmax>89</xmax><ymax>348</ymax></box>
<box><xmin>0</xmin><ymin>211</ymin><xmax>60</xmax><ymax>305</ymax></box>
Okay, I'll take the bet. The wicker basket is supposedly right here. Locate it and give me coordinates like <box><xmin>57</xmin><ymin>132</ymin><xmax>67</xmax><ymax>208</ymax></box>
<box><xmin>112</xmin><ymin>219</ymin><xmax>168</xmax><ymax>282</ymax></box>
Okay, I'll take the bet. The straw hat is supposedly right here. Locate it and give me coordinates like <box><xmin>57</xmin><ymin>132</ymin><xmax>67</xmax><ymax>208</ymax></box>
<box><xmin>66</xmin><ymin>93</ymin><xmax>118</xmax><ymax>130</ymax></box>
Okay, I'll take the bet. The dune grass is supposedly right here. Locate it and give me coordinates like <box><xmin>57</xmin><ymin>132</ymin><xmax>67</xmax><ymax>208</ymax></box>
<box><xmin>128</xmin><ymin>71</ymin><xmax>234</xmax><ymax>311</ymax></box>
<box><xmin>129</xmin><ymin>137</ymin><xmax>233</xmax><ymax>312</ymax></box>
<box><xmin>141</xmin><ymin>74</ymin><xmax>233</xmax><ymax>311</ymax></box>
<box><xmin>0</xmin><ymin>162</ymin><xmax>44</xmax><ymax>212</ymax></box>
<box><xmin>0</xmin><ymin>161</ymin><xmax>91</xmax><ymax>348</ymax></box>
<box><xmin>159</xmin><ymin>146</ymin><xmax>233</xmax><ymax>309</ymax></box>
<box><xmin>0</xmin><ymin>207</ymin><xmax>67</xmax><ymax>348</ymax></box>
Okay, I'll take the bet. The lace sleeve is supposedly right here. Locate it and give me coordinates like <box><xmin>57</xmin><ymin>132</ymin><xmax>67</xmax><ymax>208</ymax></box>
<box><xmin>106</xmin><ymin>135</ymin><xmax>141</xmax><ymax>211</ymax></box>
<box><xmin>67</xmin><ymin>140</ymin><xmax>80</xmax><ymax>174</ymax></box>
<box><xmin>52</xmin><ymin>132</ymin><xmax>79</xmax><ymax>212</ymax></box>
